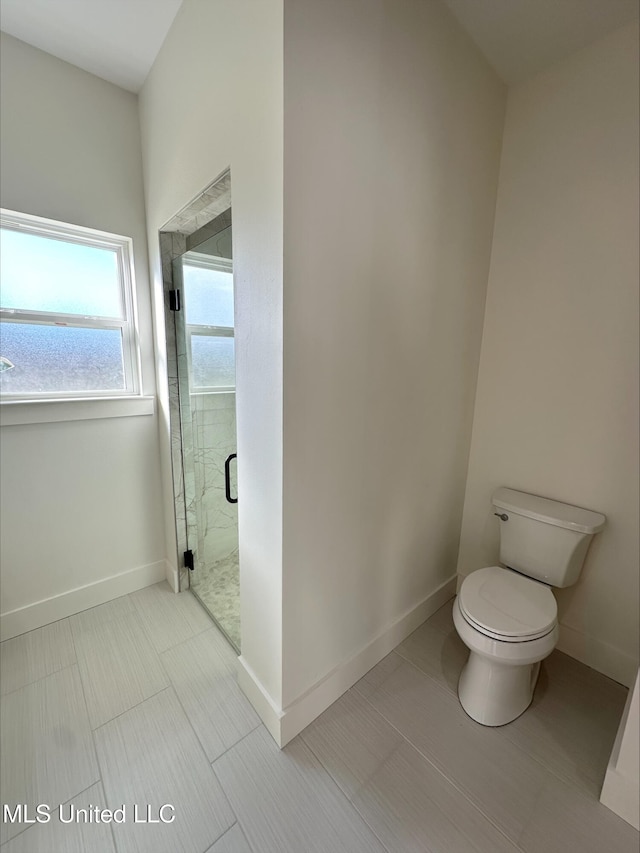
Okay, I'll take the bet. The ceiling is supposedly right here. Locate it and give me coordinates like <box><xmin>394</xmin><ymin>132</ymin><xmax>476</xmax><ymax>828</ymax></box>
<box><xmin>0</xmin><ymin>0</ymin><xmax>637</xmax><ymax>91</ymax></box>
<box><xmin>441</xmin><ymin>0</ymin><xmax>639</xmax><ymax>84</ymax></box>
<box><xmin>0</xmin><ymin>0</ymin><xmax>183</xmax><ymax>92</ymax></box>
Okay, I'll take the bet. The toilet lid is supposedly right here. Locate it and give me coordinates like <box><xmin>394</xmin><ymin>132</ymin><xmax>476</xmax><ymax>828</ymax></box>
<box><xmin>459</xmin><ymin>567</ymin><xmax>557</xmax><ymax>640</ymax></box>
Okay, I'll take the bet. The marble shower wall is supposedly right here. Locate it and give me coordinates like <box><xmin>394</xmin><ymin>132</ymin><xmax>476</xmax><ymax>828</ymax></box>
<box><xmin>187</xmin><ymin>209</ymin><xmax>232</xmax><ymax>254</ymax></box>
<box><xmin>159</xmin><ymin>170</ymin><xmax>234</xmax><ymax>591</ymax></box>
<box><xmin>162</xmin><ymin>171</ymin><xmax>232</xmax><ymax>236</ymax></box>
<box><xmin>160</xmin><ymin>230</ymin><xmax>190</xmax><ymax>592</ymax></box>
<box><xmin>191</xmin><ymin>392</ymin><xmax>239</xmax><ymax>569</ymax></box>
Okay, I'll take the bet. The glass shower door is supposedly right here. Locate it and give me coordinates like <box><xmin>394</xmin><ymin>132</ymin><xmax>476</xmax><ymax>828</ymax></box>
<box><xmin>172</xmin><ymin>225</ymin><xmax>240</xmax><ymax>650</ymax></box>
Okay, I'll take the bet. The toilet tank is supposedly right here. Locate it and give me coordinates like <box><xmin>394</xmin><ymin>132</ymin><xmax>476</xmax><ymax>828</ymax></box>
<box><xmin>492</xmin><ymin>488</ymin><xmax>605</xmax><ymax>588</ymax></box>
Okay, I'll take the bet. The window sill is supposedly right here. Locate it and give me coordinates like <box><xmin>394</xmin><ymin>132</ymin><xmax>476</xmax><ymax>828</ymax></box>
<box><xmin>0</xmin><ymin>395</ymin><xmax>155</xmax><ymax>426</ymax></box>
<box><xmin>190</xmin><ymin>389</ymin><xmax>236</xmax><ymax>396</ymax></box>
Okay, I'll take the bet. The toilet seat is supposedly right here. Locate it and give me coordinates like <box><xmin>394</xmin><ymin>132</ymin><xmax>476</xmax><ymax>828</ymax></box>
<box><xmin>459</xmin><ymin>566</ymin><xmax>557</xmax><ymax>643</ymax></box>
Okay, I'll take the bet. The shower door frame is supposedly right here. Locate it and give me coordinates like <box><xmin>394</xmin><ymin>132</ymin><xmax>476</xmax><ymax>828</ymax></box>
<box><xmin>158</xmin><ymin>169</ymin><xmax>234</xmax><ymax>596</ymax></box>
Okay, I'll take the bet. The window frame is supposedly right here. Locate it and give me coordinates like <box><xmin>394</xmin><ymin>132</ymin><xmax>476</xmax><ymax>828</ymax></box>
<box><xmin>0</xmin><ymin>208</ymin><xmax>143</xmax><ymax>402</ymax></box>
<box><xmin>182</xmin><ymin>252</ymin><xmax>235</xmax><ymax>394</ymax></box>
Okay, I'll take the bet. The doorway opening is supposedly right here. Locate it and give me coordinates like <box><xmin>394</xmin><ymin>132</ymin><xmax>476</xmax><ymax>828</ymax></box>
<box><xmin>159</xmin><ymin>170</ymin><xmax>240</xmax><ymax>651</ymax></box>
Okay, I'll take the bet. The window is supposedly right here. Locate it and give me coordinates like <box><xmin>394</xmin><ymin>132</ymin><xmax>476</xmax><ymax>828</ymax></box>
<box><xmin>0</xmin><ymin>209</ymin><xmax>141</xmax><ymax>400</ymax></box>
<box><xmin>182</xmin><ymin>253</ymin><xmax>235</xmax><ymax>392</ymax></box>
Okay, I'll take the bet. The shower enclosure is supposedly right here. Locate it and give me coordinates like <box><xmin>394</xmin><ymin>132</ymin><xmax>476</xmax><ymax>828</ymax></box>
<box><xmin>161</xmin><ymin>176</ymin><xmax>240</xmax><ymax>651</ymax></box>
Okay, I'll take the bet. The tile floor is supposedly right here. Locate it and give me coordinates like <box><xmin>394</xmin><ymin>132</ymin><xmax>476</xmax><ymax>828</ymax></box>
<box><xmin>1</xmin><ymin>583</ymin><xmax>637</xmax><ymax>853</ymax></box>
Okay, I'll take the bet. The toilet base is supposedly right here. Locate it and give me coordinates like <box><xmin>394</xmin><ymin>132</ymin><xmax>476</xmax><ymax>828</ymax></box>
<box><xmin>458</xmin><ymin>653</ymin><xmax>541</xmax><ymax>726</ymax></box>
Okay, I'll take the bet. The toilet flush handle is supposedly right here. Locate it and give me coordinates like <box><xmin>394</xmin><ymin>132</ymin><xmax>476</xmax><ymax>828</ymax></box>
<box><xmin>494</xmin><ymin>512</ymin><xmax>509</xmax><ymax>521</ymax></box>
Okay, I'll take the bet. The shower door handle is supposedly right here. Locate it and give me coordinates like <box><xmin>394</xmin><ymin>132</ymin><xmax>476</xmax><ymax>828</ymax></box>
<box><xmin>225</xmin><ymin>454</ymin><xmax>238</xmax><ymax>504</ymax></box>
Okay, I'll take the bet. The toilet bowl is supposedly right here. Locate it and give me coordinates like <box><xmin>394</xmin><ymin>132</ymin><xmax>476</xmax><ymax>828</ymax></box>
<box><xmin>453</xmin><ymin>567</ymin><xmax>559</xmax><ymax>725</ymax></box>
<box><xmin>452</xmin><ymin>488</ymin><xmax>605</xmax><ymax>726</ymax></box>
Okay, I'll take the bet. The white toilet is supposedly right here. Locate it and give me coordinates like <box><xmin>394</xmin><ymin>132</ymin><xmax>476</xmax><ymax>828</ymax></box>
<box><xmin>453</xmin><ymin>487</ymin><xmax>605</xmax><ymax>726</ymax></box>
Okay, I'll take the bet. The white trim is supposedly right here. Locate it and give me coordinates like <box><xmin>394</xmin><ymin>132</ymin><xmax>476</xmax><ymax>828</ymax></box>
<box><xmin>600</xmin><ymin>669</ymin><xmax>639</xmax><ymax>829</ymax></box>
<box><xmin>190</xmin><ymin>390</ymin><xmax>236</xmax><ymax>398</ymax></box>
<box><xmin>236</xmin><ymin>657</ymin><xmax>284</xmax><ymax>746</ymax></box>
<box><xmin>557</xmin><ymin>622</ymin><xmax>638</xmax><ymax>688</ymax></box>
<box><xmin>180</xmin><ymin>252</ymin><xmax>236</xmax><ymax>393</ymax></box>
<box><xmin>601</xmin><ymin>761</ymin><xmax>640</xmax><ymax>830</ymax></box>
<box><xmin>1</xmin><ymin>207</ymin><xmax>135</xmax><ymax>246</ymax></box>
<box><xmin>186</xmin><ymin>323</ymin><xmax>236</xmax><ymax>393</ymax></box>
<box><xmin>0</xmin><ymin>559</ymin><xmax>168</xmax><ymax>641</ymax></box>
<box><xmin>0</xmin><ymin>395</ymin><xmax>154</xmax><ymax>426</ymax></box>
<box><xmin>186</xmin><ymin>325</ymin><xmax>234</xmax><ymax>337</ymax></box>
<box><xmin>0</xmin><ymin>207</ymin><xmax>143</xmax><ymax>400</ymax></box>
<box><xmin>120</xmin><ymin>228</ymin><xmax>144</xmax><ymax>397</ymax></box>
<box><xmin>166</xmin><ymin>561</ymin><xmax>180</xmax><ymax>593</ymax></box>
<box><xmin>182</xmin><ymin>252</ymin><xmax>232</xmax><ymax>274</ymax></box>
<box><xmin>237</xmin><ymin>576</ymin><xmax>458</xmax><ymax>747</ymax></box>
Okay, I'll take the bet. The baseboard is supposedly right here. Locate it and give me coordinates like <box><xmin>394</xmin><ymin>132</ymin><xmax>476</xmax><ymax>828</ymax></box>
<box><xmin>237</xmin><ymin>575</ymin><xmax>457</xmax><ymax>747</ymax></box>
<box><xmin>557</xmin><ymin>623</ymin><xmax>638</xmax><ymax>688</ymax></box>
<box><xmin>236</xmin><ymin>656</ymin><xmax>284</xmax><ymax>746</ymax></box>
<box><xmin>166</xmin><ymin>561</ymin><xmax>180</xmax><ymax>593</ymax></box>
<box><xmin>0</xmin><ymin>560</ymin><xmax>169</xmax><ymax>641</ymax></box>
<box><xmin>600</xmin><ymin>671</ymin><xmax>639</xmax><ymax>829</ymax></box>
<box><xmin>601</xmin><ymin>765</ymin><xmax>640</xmax><ymax>830</ymax></box>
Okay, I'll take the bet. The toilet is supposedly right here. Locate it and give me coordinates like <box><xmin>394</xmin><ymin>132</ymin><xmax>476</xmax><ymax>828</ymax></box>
<box><xmin>453</xmin><ymin>487</ymin><xmax>605</xmax><ymax>726</ymax></box>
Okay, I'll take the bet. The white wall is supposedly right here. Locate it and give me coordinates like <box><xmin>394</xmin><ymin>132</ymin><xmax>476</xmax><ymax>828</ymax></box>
<box><xmin>0</xmin><ymin>33</ymin><xmax>165</xmax><ymax>637</ymax></box>
<box><xmin>281</xmin><ymin>0</ymin><xmax>505</xmax><ymax>711</ymax></box>
<box><xmin>456</xmin><ymin>23</ymin><xmax>639</xmax><ymax>686</ymax></box>
<box><xmin>138</xmin><ymin>0</ymin><xmax>284</xmax><ymax>713</ymax></box>
<box><xmin>139</xmin><ymin>0</ymin><xmax>504</xmax><ymax>741</ymax></box>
